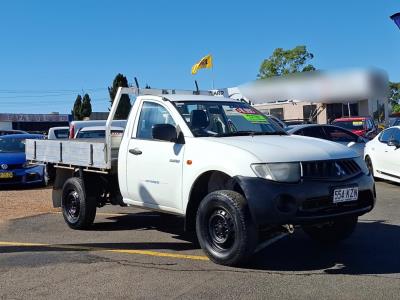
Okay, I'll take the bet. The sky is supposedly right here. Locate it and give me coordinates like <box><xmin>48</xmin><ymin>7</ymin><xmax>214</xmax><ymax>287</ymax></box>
<box><xmin>0</xmin><ymin>0</ymin><xmax>399</xmax><ymax>114</ymax></box>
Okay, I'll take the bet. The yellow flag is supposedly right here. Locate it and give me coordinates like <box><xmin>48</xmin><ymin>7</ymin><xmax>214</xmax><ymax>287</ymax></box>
<box><xmin>191</xmin><ymin>54</ymin><xmax>213</xmax><ymax>75</ymax></box>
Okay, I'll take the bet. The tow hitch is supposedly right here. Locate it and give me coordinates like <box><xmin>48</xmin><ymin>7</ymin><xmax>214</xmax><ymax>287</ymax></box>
<box><xmin>255</xmin><ymin>224</ymin><xmax>295</xmax><ymax>253</ymax></box>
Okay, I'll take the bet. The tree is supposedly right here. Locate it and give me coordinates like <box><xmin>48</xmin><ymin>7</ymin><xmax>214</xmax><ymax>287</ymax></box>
<box><xmin>81</xmin><ymin>93</ymin><xmax>92</xmax><ymax>119</ymax></box>
<box><xmin>258</xmin><ymin>45</ymin><xmax>316</xmax><ymax>79</ymax></box>
<box><xmin>108</xmin><ymin>73</ymin><xmax>132</xmax><ymax>119</ymax></box>
<box><xmin>72</xmin><ymin>95</ymin><xmax>83</xmax><ymax>120</ymax></box>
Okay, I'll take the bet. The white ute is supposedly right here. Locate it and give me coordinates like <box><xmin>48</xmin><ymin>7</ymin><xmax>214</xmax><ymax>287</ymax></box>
<box><xmin>26</xmin><ymin>87</ymin><xmax>376</xmax><ymax>266</ymax></box>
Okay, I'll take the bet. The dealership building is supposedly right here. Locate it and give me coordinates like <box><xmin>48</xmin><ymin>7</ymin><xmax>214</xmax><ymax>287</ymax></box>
<box><xmin>0</xmin><ymin>113</ymin><xmax>71</xmax><ymax>133</ymax></box>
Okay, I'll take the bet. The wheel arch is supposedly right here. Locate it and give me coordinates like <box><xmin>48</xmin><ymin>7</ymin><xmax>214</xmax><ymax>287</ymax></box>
<box><xmin>184</xmin><ymin>170</ymin><xmax>244</xmax><ymax>232</ymax></box>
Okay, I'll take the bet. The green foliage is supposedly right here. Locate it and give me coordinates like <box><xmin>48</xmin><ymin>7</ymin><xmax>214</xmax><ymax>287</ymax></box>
<box><xmin>258</xmin><ymin>45</ymin><xmax>316</xmax><ymax>78</ymax></box>
<box><xmin>72</xmin><ymin>95</ymin><xmax>83</xmax><ymax>121</ymax></box>
<box><xmin>108</xmin><ymin>73</ymin><xmax>132</xmax><ymax>119</ymax></box>
<box><xmin>392</xmin><ymin>103</ymin><xmax>400</xmax><ymax>113</ymax></box>
<box><xmin>81</xmin><ymin>93</ymin><xmax>92</xmax><ymax>119</ymax></box>
<box><xmin>388</xmin><ymin>82</ymin><xmax>400</xmax><ymax>105</ymax></box>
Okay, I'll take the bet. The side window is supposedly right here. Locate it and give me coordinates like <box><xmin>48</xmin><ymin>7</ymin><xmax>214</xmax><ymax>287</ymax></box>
<box><xmin>391</xmin><ymin>129</ymin><xmax>400</xmax><ymax>142</ymax></box>
<box><xmin>379</xmin><ymin>128</ymin><xmax>394</xmax><ymax>144</ymax></box>
<box><xmin>301</xmin><ymin>127</ymin><xmax>326</xmax><ymax>139</ymax></box>
<box><xmin>293</xmin><ymin>129</ymin><xmax>304</xmax><ymax>136</ymax></box>
<box><xmin>325</xmin><ymin>127</ymin><xmax>357</xmax><ymax>142</ymax></box>
<box><xmin>136</xmin><ymin>102</ymin><xmax>176</xmax><ymax>140</ymax></box>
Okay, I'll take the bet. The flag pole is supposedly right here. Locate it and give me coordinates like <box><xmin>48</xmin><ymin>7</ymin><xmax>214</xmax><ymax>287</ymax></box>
<box><xmin>211</xmin><ymin>55</ymin><xmax>215</xmax><ymax>90</ymax></box>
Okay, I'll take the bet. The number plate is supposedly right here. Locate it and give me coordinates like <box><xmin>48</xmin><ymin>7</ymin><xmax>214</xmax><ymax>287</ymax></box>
<box><xmin>333</xmin><ymin>187</ymin><xmax>358</xmax><ymax>203</ymax></box>
<box><xmin>0</xmin><ymin>172</ymin><xmax>13</xmax><ymax>179</ymax></box>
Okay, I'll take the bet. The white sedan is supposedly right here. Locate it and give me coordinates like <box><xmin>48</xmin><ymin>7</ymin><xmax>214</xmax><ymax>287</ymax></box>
<box><xmin>364</xmin><ymin>126</ymin><xmax>400</xmax><ymax>183</ymax></box>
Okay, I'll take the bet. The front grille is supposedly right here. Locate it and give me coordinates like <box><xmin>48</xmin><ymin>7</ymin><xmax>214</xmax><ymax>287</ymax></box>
<box><xmin>301</xmin><ymin>159</ymin><xmax>361</xmax><ymax>180</ymax></box>
<box><xmin>298</xmin><ymin>190</ymin><xmax>374</xmax><ymax>217</ymax></box>
<box><xmin>4</xmin><ymin>164</ymin><xmax>23</xmax><ymax>170</ymax></box>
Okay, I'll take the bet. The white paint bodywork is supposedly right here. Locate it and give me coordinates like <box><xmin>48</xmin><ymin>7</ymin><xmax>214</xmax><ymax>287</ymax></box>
<box><xmin>364</xmin><ymin>126</ymin><xmax>400</xmax><ymax>183</ymax></box>
<box><xmin>118</xmin><ymin>94</ymin><xmax>359</xmax><ymax>215</ymax></box>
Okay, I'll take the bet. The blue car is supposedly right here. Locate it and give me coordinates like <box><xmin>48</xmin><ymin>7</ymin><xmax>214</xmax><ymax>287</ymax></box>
<box><xmin>0</xmin><ymin>134</ymin><xmax>47</xmax><ymax>187</ymax></box>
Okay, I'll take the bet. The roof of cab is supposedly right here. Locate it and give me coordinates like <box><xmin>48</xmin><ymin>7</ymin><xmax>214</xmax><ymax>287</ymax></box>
<box><xmin>142</xmin><ymin>94</ymin><xmax>240</xmax><ymax>102</ymax></box>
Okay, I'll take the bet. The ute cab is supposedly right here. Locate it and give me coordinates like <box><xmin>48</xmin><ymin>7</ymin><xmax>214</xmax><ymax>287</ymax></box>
<box><xmin>332</xmin><ymin>117</ymin><xmax>377</xmax><ymax>139</ymax></box>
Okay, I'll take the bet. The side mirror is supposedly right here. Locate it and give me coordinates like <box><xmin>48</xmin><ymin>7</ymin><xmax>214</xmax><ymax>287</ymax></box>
<box><xmin>388</xmin><ymin>139</ymin><xmax>400</xmax><ymax>149</ymax></box>
<box><xmin>152</xmin><ymin>124</ymin><xmax>178</xmax><ymax>142</ymax></box>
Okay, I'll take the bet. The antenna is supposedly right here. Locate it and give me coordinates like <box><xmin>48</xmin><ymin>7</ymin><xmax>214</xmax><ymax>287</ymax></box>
<box><xmin>194</xmin><ymin>80</ymin><xmax>200</xmax><ymax>95</ymax></box>
<box><xmin>134</xmin><ymin>77</ymin><xmax>139</xmax><ymax>89</ymax></box>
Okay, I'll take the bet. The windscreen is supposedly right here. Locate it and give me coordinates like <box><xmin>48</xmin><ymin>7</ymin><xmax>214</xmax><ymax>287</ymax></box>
<box><xmin>174</xmin><ymin>101</ymin><xmax>285</xmax><ymax>137</ymax></box>
<box><xmin>333</xmin><ymin>120</ymin><xmax>365</xmax><ymax>131</ymax></box>
<box><xmin>0</xmin><ymin>138</ymin><xmax>26</xmax><ymax>153</ymax></box>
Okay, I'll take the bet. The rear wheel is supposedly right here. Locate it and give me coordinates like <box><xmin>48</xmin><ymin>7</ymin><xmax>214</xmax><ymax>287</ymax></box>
<box><xmin>302</xmin><ymin>216</ymin><xmax>358</xmax><ymax>244</ymax></box>
<box><xmin>196</xmin><ymin>190</ymin><xmax>257</xmax><ymax>266</ymax></box>
<box><xmin>61</xmin><ymin>177</ymin><xmax>96</xmax><ymax>230</ymax></box>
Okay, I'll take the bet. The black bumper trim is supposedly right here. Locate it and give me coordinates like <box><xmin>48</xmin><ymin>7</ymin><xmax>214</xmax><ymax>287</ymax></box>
<box><xmin>233</xmin><ymin>173</ymin><xmax>376</xmax><ymax>227</ymax></box>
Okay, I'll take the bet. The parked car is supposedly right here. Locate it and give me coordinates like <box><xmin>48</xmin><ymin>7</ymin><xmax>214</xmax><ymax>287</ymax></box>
<box><xmin>69</xmin><ymin>120</ymin><xmax>127</xmax><ymax>139</ymax></box>
<box><xmin>48</xmin><ymin>127</ymin><xmax>69</xmax><ymax>139</ymax></box>
<box><xmin>0</xmin><ymin>129</ymin><xmax>28</xmax><ymax>136</ymax></box>
<box><xmin>287</xmin><ymin>124</ymin><xmax>367</xmax><ymax>156</ymax></box>
<box><xmin>0</xmin><ymin>134</ymin><xmax>47</xmax><ymax>186</ymax></box>
<box><xmin>283</xmin><ymin>119</ymin><xmax>314</xmax><ymax>126</ymax></box>
<box><xmin>364</xmin><ymin>126</ymin><xmax>400</xmax><ymax>183</ymax></box>
<box><xmin>74</xmin><ymin>126</ymin><xmax>124</xmax><ymax>139</ymax></box>
<box><xmin>332</xmin><ymin>116</ymin><xmax>377</xmax><ymax>139</ymax></box>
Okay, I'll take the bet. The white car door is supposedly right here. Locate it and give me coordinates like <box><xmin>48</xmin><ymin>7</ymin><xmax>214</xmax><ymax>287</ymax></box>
<box><xmin>371</xmin><ymin>128</ymin><xmax>394</xmax><ymax>174</ymax></box>
<box><xmin>125</xmin><ymin>100</ymin><xmax>184</xmax><ymax>212</ymax></box>
<box><xmin>386</xmin><ymin>128</ymin><xmax>400</xmax><ymax>178</ymax></box>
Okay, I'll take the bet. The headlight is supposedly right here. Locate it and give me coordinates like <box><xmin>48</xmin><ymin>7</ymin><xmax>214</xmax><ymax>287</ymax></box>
<box><xmin>354</xmin><ymin>156</ymin><xmax>369</xmax><ymax>175</ymax></box>
<box><xmin>251</xmin><ymin>163</ymin><xmax>301</xmax><ymax>183</ymax></box>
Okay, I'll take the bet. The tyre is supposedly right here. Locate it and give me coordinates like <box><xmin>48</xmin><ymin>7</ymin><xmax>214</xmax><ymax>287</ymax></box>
<box><xmin>302</xmin><ymin>216</ymin><xmax>358</xmax><ymax>244</ymax></box>
<box><xmin>365</xmin><ymin>156</ymin><xmax>375</xmax><ymax>178</ymax></box>
<box><xmin>61</xmin><ymin>177</ymin><xmax>96</xmax><ymax>230</ymax></box>
<box><xmin>196</xmin><ymin>190</ymin><xmax>257</xmax><ymax>266</ymax></box>
<box><xmin>41</xmin><ymin>165</ymin><xmax>49</xmax><ymax>187</ymax></box>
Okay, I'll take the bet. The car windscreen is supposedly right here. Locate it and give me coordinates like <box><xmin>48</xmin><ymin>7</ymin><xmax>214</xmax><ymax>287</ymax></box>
<box><xmin>333</xmin><ymin>120</ymin><xmax>365</xmax><ymax>130</ymax></box>
<box><xmin>174</xmin><ymin>101</ymin><xmax>286</xmax><ymax>137</ymax></box>
<box><xmin>0</xmin><ymin>138</ymin><xmax>26</xmax><ymax>153</ymax></box>
<box><xmin>54</xmin><ymin>129</ymin><xmax>69</xmax><ymax>138</ymax></box>
<box><xmin>76</xmin><ymin>130</ymin><xmax>123</xmax><ymax>139</ymax></box>
<box><xmin>76</xmin><ymin>130</ymin><xmax>105</xmax><ymax>139</ymax></box>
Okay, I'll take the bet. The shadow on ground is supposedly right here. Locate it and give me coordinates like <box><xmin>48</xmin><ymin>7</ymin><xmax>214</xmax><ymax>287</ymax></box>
<box><xmin>1</xmin><ymin>212</ymin><xmax>399</xmax><ymax>275</ymax></box>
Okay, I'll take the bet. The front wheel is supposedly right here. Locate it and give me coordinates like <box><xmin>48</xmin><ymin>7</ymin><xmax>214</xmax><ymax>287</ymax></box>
<box><xmin>196</xmin><ymin>190</ymin><xmax>257</xmax><ymax>266</ymax></box>
<box><xmin>365</xmin><ymin>156</ymin><xmax>375</xmax><ymax>178</ymax></box>
<box><xmin>61</xmin><ymin>177</ymin><xmax>96</xmax><ymax>230</ymax></box>
<box><xmin>302</xmin><ymin>216</ymin><xmax>358</xmax><ymax>244</ymax></box>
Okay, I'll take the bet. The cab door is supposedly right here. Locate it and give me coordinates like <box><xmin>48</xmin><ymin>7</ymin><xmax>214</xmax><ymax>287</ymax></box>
<box><xmin>125</xmin><ymin>100</ymin><xmax>184</xmax><ymax>212</ymax></box>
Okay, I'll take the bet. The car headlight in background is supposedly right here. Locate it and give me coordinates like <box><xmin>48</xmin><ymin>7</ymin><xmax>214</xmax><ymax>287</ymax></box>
<box><xmin>251</xmin><ymin>162</ymin><xmax>301</xmax><ymax>183</ymax></box>
<box><xmin>354</xmin><ymin>156</ymin><xmax>369</xmax><ymax>175</ymax></box>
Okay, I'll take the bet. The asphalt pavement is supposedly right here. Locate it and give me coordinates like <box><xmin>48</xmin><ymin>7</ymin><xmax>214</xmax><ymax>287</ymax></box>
<box><xmin>0</xmin><ymin>181</ymin><xmax>399</xmax><ymax>299</ymax></box>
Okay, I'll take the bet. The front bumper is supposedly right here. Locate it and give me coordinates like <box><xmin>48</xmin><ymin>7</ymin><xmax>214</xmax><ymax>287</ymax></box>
<box><xmin>0</xmin><ymin>165</ymin><xmax>44</xmax><ymax>186</ymax></box>
<box><xmin>234</xmin><ymin>173</ymin><xmax>375</xmax><ymax>227</ymax></box>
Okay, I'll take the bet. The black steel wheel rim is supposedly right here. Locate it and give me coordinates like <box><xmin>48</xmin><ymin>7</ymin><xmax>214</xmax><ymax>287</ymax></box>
<box><xmin>65</xmin><ymin>190</ymin><xmax>80</xmax><ymax>223</ymax></box>
<box><xmin>207</xmin><ymin>208</ymin><xmax>235</xmax><ymax>251</ymax></box>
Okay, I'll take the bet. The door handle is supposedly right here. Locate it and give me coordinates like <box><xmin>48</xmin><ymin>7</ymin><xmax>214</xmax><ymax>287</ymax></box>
<box><xmin>129</xmin><ymin>148</ymin><xmax>142</xmax><ymax>155</ymax></box>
